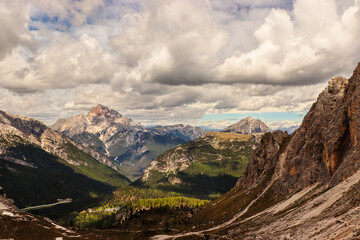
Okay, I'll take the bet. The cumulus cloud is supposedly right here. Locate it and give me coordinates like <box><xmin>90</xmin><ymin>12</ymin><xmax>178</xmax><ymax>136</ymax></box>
<box><xmin>0</xmin><ymin>34</ymin><xmax>115</xmax><ymax>92</ymax></box>
<box><xmin>0</xmin><ymin>0</ymin><xmax>359</xmax><ymax>126</ymax></box>
<box><xmin>0</xmin><ymin>0</ymin><xmax>33</xmax><ymax>60</ymax></box>
<box><xmin>110</xmin><ymin>0</ymin><xmax>228</xmax><ymax>87</ymax></box>
<box><xmin>216</xmin><ymin>0</ymin><xmax>360</xmax><ymax>85</ymax></box>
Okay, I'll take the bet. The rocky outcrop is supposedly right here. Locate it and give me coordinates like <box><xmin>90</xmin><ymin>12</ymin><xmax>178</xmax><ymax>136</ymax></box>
<box><xmin>167</xmin><ymin>63</ymin><xmax>360</xmax><ymax>240</ymax></box>
<box><xmin>237</xmin><ymin>130</ymin><xmax>289</xmax><ymax>188</ymax></box>
<box><xmin>223</xmin><ymin>116</ymin><xmax>271</xmax><ymax>134</ymax></box>
<box><xmin>147</xmin><ymin>124</ymin><xmax>204</xmax><ymax>141</ymax></box>
<box><xmin>51</xmin><ymin>104</ymin><xmax>191</xmax><ymax>179</ymax></box>
<box><xmin>0</xmin><ymin>111</ymin><xmax>47</xmax><ymax>138</ymax></box>
<box><xmin>0</xmin><ymin>110</ymin><xmax>119</xmax><ymax>171</ymax></box>
<box><xmin>236</xmin><ymin>74</ymin><xmax>354</xmax><ymax>195</ymax></box>
<box><xmin>52</xmin><ymin>104</ymin><xmax>146</xmax><ymax>151</ymax></box>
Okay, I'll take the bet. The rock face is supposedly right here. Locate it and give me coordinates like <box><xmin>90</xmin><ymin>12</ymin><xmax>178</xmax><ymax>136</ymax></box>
<box><xmin>51</xmin><ymin>104</ymin><xmax>194</xmax><ymax>179</ymax></box>
<box><xmin>156</xmin><ymin>63</ymin><xmax>360</xmax><ymax>240</ymax></box>
<box><xmin>223</xmin><ymin>116</ymin><xmax>271</xmax><ymax>134</ymax></box>
<box><xmin>0</xmin><ymin>110</ymin><xmax>129</xmax><ymax>212</ymax></box>
<box><xmin>140</xmin><ymin>131</ymin><xmax>259</xmax><ymax>198</ymax></box>
<box><xmin>52</xmin><ymin>104</ymin><xmax>146</xmax><ymax>154</ymax></box>
<box><xmin>0</xmin><ymin>186</ymin><xmax>78</xmax><ymax>239</ymax></box>
<box><xmin>147</xmin><ymin>124</ymin><xmax>204</xmax><ymax>141</ymax></box>
<box><xmin>0</xmin><ymin>110</ymin><xmax>119</xmax><ymax>171</ymax></box>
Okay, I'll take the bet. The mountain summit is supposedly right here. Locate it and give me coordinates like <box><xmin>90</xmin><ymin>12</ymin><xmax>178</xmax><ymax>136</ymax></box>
<box><xmin>51</xmin><ymin>105</ymin><xmax>196</xmax><ymax>179</ymax></box>
<box><xmin>222</xmin><ymin>116</ymin><xmax>270</xmax><ymax>134</ymax></box>
<box><xmin>88</xmin><ymin>104</ymin><xmax>123</xmax><ymax>118</ymax></box>
<box><xmin>51</xmin><ymin>105</ymin><xmax>145</xmax><ymax>154</ymax></box>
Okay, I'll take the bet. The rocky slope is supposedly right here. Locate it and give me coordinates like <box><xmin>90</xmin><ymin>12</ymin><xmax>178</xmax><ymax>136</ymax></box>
<box><xmin>0</xmin><ymin>110</ymin><xmax>130</xmax><ymax>219</ymax></box>
<box><xmin>223</xmin><ymin>116</ymin><xmax>271</xmax><ymax>134</ymax></box>
<box><xmin>51</xmin><ymin>104</ymin><xmax>146</xmax><ymax>155</ymax></box>
<box><xmin>0</xmin><ymin>110</ymin><xmax>119</xmax><ymax>171</ymax></box>
<box><xmin>147</xmin><ymin>124</ymin><xmax>204</xmax><ymax>141</ymax></box>
<box><xmin>52</xmin><ymin>105</ymin><xmax>193</xmax><ymax>179</ymax></box>
<box><xmin>139</xmin><ymin>131</ymin><xmax>259</xmax><ymax>199</ymax></box>
<box><xmin>150</xmin><ymin>63</ymin><xmax>360</xmax><ymax>240</ymax></box>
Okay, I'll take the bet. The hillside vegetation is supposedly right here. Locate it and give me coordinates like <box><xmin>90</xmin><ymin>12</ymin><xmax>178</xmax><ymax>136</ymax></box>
<box><xmin>139</xmin><ymin>132</ymin><xmax>259</xmax><ymax>199</ymax></box>
<box><xmin>73</xmin><ymin>186</ymin><xmax>208</xmax><ymax>228</ymax></box>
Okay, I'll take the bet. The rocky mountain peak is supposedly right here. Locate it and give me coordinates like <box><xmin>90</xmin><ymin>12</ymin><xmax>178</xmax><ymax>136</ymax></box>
<box><xmin>327</xmin><ymin>76</ymin><xmax>348</xmax><ymax>95</ymax></box>
<box><xmin>88</xmin><ymin>104</ymin><xmax>122</xmax><ymax>118</ymax></box>
<box><xmin>0</xmin><ymin>110</ymin><xmax>47</xmax><ymax>138</ymax></box>
<box><xmin>223</xmin><ymin>116</ymin><xmax>270</xmax><ymax>134</ymax></box>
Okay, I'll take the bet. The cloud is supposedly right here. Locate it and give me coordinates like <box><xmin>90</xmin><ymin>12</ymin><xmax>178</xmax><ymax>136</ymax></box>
<box><xmin>0</xmin><ymin>34</ymin><xmax>115</xmax><ymax>92</ymax></box>
<box><xmin>31</xmin><ymin>0</ymin><xmax>105</xmax><ymax>26</ymax></box>
<box><xmin>216</xmin><ymin>0</ymin><xmax>360</xmax><ymax>85</ymax></box>
<box><xmin>0</xmin><ymin>0</ymin><xmax>33</xmax><ymax>60</ymax></box>
<box><xmin>265</xmin><ymin>120</ymin><xmax>301</xmax><ymax>129</ymax></box>
<box><xmin>0</xmin><ymin>0</ymin><xmax>359</xmax><ymax>126</ymax></box>
<box><xmin>109</xmin><ymin>0</ymin><xmax>228</xmax><ymax>87</ymax></box>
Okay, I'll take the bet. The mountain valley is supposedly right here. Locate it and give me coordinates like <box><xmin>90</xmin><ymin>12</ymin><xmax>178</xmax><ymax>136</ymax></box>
<box><xmin>148</xmin><ymin>63</ymin><xmax>360</xmax><ymax>239</ymax></box>
<box><xmin>0</xmin><ymin>110</ymin><xmax>130</xmax><ymax>221</ymax></box>
<box><xmin>52</xmin><ymin>105</ymin><xmax>203</xmax><ymax>179</ymax></box>
<box><xmin>2</xmin><ymin>64</ymin><xmax>360</xmax><ymax>239</ymax></box>
<box><xmin>139</xmin><ymin>131</ymin><xmax>261</xmax><ymax>199</ymax></box>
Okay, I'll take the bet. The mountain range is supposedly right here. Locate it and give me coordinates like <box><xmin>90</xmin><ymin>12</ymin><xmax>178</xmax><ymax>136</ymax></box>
<box><xmin>2</xmin><ymin>61</ymin><xmax>360</xmax><ymax>239</ymax></box>
<box><xmin>139</xmin><ymin>131</ymin><xmax>260</xmax><ymax>199</ymax></box>
<box><xmin>149</xmin><ymin>63</ymin><xmax>360</xmax><ymax>239</ymax></box>
<box><xmin>51</xmin><ymin>104</ymin><xmax>204</xmax><ymax>179</ymax></box>
<box><xmin>0</xmin><ymin>109</ymin><xmax>130</xmax><ymax>221</ymax></box>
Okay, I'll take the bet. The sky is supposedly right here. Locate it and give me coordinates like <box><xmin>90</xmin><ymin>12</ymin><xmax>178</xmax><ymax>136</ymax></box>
<box><xmin>0</xmin><ymin>0</ymin><xmax>359</xmax><ymax>130</ymax></box>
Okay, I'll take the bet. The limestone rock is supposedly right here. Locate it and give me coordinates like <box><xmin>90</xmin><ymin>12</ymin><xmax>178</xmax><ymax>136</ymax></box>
<box><xmin>223</xmin><ymin>117</ymin><xmax>271</xmax><ymax>134</ymax></box>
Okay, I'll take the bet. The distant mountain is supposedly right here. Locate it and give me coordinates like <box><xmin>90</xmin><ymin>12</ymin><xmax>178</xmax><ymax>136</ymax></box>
<box><xmin>51</xmin><ymin>105</ymin><xmax>193</xmax><ymax>179</ymax></box>
<box><xmin>276</xmin><ymin>125</ymin><xmax>299</xmax><ymax>134</ymax></box>
<box><xmin>139</xmin><ymin>131</ymin><xmax>259</xmax><ymax>199</ymax></box>
<box><xmin>147</xmin><ymin>124</ymin><xmax>204</xmax><ymax>141</ymax></box>
<box><xmin>51</xmin><ymin>104</ymin><xmax>146</xmax><ymax>155</ymax></box>
<box><xmin>0</xmin><ymin>110</ymin><xmax>129</xmax><ymax>216</ymax></box>
<box><xmin>222</xmin><ymin>116</ymin><xmax>271</xmax><ymax>134</ymax></box>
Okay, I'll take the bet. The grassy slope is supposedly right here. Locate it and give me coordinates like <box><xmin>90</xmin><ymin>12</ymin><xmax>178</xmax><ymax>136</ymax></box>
<box><xmin>73</xmin><ymin>186</ymin><xmax>209</xmax><ymax>228</ymax></box>
<box><xmin>115</xmin><ymin>133</ymin><xmax>186</xmax><ymax>180</ymax></box>
<box><xmin>0</xmin><ymin>135</ymin><xmax>130</xmax><ymax>221</ymax></box>
<box><xmin>139</xmin><ymin>132</ymin><xmax>258</xmax><ymax>199</ymax></box>
<box><xmin>59</xmin><ymin>143</ymin><xmax>130</xmax><ymax>187</ymax></box>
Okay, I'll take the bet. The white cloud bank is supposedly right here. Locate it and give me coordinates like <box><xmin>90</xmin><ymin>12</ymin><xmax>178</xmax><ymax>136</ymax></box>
<box><xmin>0</xmin><ymin>0</ymin><xmax>359</xmax><ymax>128</ymax></box>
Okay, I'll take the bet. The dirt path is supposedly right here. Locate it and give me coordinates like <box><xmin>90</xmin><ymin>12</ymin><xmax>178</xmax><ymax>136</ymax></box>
<box><xmin>20</xmin><ymin>198</ymin><xmax>72</xmax><ymax>211</ymax></box>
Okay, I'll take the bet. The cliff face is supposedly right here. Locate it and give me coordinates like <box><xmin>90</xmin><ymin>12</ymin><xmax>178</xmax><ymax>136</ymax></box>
<box><xmin>237</xmin><ymin>72</ymin><xmax>356</xmax><ymax>195</ymax></box>
<box><xmin>0</xmin><ymin>110</ymin><xmax>119</xmax><ymax>171</ymax></box>
<box><xmin>159</xmin><ymin>63</ymin><xmax>360</xmax><ymax>240</ymax></box>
